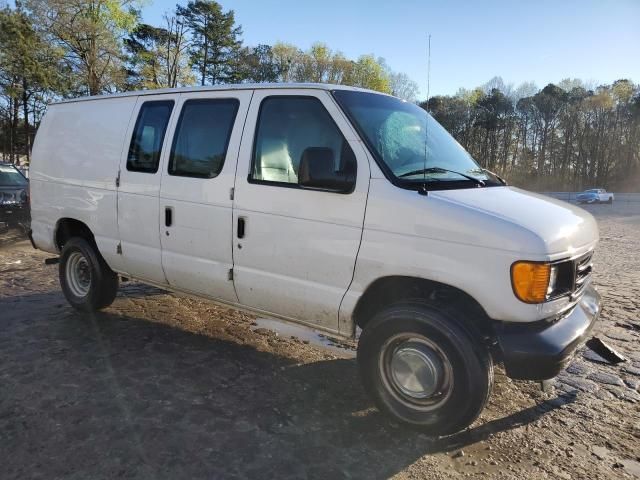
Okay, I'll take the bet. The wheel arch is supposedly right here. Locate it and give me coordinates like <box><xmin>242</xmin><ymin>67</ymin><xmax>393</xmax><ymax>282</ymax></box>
<box><xmin>54</xmin><ymin>217</ymin><xmax>96</xmax><ymax>252</ymax></box>
<box><xmin>352</xmin><ymin>275</ymin><xmax>495</xmax><ymax>339</ymax></box>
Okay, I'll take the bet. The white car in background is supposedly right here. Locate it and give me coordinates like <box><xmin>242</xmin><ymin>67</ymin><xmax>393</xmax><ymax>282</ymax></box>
<box><xmin>576</xmin><ymin>188</ymin><xmax>614</xmax><ymax>204</ymax></box>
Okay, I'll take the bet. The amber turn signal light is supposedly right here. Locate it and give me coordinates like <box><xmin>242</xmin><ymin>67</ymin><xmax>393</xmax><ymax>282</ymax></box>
<box><xmin>511</xmin><ymin>262</ymin><xmax>551</xmax><ymax>303</ymax></box>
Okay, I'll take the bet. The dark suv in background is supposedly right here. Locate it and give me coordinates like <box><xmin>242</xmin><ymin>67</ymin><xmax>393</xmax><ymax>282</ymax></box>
<box><xmin>0</xmin><ymin>163</ymin><xmax>30</xmax><ymax>233</ymax></box>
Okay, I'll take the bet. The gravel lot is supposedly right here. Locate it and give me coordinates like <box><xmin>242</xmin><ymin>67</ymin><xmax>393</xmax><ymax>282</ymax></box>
<box><xmin>1</xmin><ymin>203</ymin><xmax>639</xmax><ymax>479</ymax></box>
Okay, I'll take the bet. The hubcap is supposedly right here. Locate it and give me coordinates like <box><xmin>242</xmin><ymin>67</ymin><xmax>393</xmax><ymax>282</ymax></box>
<box><xmin>380</xmin><ymin>335</ymin><xmax>454</xmax><ymax>410</ymax></box>
<box><xmin>65</xmin><ymin>251</ymin><xmax>92</xmax><ymax>298</ymax></box>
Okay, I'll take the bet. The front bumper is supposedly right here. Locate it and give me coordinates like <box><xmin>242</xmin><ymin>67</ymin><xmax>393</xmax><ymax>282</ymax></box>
<box><xmin>495</xmin><ymin>285</ymin><xmax>601</xmax><ymax>380</ymax></box>
<box><xmin>0</xmin><ymin>204</ymin><xmax>29</xmax><ymax>226</ymax></box>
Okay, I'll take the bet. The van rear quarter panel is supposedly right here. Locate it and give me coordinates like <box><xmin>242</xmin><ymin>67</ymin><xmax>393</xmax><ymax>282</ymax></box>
<box><xmin>30</xmin><ymin>97</ymin><xmax>138</xmax><ymax>268</ymax></box>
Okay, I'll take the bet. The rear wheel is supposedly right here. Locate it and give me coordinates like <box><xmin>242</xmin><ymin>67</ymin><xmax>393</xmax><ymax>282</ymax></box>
<box><xmin>59</xmin><ymin>237</ymin><xmax>118</xmax><ymax>312</ymax></box>
<box><xmin>357</xmin><ymin>300</ymin><xmax>493</xmax><ymax>435</ymax></box>
<box><xmin>607</xmin><ymin>197</ymin><xmax>613</xmax><ymax>204</ymax></box>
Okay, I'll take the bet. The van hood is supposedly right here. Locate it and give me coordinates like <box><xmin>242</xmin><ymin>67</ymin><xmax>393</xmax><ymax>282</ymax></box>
<box><xmin>431</xmin><ymin>186</ymin><xmax>599</xmax><ymax>256</ymax></box>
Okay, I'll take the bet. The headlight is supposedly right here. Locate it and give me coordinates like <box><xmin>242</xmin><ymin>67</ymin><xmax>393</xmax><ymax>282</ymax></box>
<box><xmin>547</xmin><ymin>265</ymin><xmax>558</xmax><ymax>295</ymax></box>
<box><xmin>0</xmin><ymin>192</ymin><xmax>15</xmax><ymax>205</ymax></box>
<box><xmin>511</xmin><ymin>260</ymin><xmax>574</xmax><ymax>303</ymax></box>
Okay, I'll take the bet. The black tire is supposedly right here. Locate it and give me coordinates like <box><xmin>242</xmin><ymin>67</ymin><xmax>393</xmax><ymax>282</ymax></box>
<box><xmin>607</xmin><ymin>197</ymin><xmax>613</xmax><ymax>204</ymax></box>
<box><xmin>357</xmin><ymin>300</ymin><xmax>493</xmax><ymax>436</ymax></box>
<box><xmin>59</xmin><ymin>237</ymin><xmax>118</xmax><ymax>312</ymax></box>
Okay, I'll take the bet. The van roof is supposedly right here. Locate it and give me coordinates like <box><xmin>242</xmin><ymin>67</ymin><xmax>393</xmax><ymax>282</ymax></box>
<box><xmin>53</xmin><ymin>83</ymin><xmax>384</xmax><ymax>105</ymax></box>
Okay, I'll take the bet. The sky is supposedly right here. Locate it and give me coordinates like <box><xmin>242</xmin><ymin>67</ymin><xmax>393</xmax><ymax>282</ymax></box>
<box><xmin>142</xmin><ymin>0</ymin><xmax>639</xmax><ymax>99</ymax></box>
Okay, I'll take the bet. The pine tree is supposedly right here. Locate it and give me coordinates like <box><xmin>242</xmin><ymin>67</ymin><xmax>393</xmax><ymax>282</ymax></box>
<box><xmin>177</xmin><ymin>0</ymin><xmax>242</xmax><ymax>86</ymax></box>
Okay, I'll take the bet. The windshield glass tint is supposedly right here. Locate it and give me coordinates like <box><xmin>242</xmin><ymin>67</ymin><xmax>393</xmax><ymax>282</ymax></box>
<box><xmin>332</xmin><ymin>90</ymin><xmax>496</xmax><ymax>187</ymax></box>
<box><xmin>0</xmin><ymin>165</ymin><xmax>27</xmax><ymax>186</ymax></box>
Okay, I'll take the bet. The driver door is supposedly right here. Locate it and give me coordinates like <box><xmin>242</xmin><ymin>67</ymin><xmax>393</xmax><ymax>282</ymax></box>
<box><xmin>231</xmin><ymin>89</ymin><xmax>370</xmax><ymax>332</ymax></box>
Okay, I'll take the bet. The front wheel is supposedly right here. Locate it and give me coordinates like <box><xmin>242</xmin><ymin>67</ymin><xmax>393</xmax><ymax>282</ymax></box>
<box><xmin>357</xmin><ymin>301</ymin><xmax>493</xmax><ymax>435</ymax></box>
<box><xmin>59</xmin><ymin>237</ymin><xmax>119</xmax><ymax>312</ymax></box>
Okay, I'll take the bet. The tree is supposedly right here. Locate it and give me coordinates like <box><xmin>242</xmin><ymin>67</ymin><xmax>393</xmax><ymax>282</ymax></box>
<box><xmin>271</xmin><ymin>42</ymin><xmax>299</xmax><ymax>82</ymax></box>
<box><xmin>236</xmin><ymin>44</ymin><xmax>280</xmax><ymax>83</ymax></box>
<box><xmin>177</xmin><ymin>0</ymin><xmax>242</xmax><ymax>86</ymax></box>
<box><xmin>532</xmin><ymin>84</ymin><xmax>567</xmax><ymax>175</ymax></box>
<box><xmin>125</xmin><ymin>23</ymin><xmax>167</xmax><ymax>88</ymax></box>
<box><xmin>163</xmin><ymin>14</ymin><xmax>193</xmax><ymax>88</ymax></box>
<box><xmin>267</xmin><ymin>42</ymin><xmax>395</xmax><ymax>94</ymax></box>
<box><xmin>125</xmin><ymin>16</ymin><xmax>193</xmax><ymax>89</ymax></box>
<box><xmin>389</xmin><ymin>72</ymin><xmax>419</xmax><ymax>102</ymax></box>
<box><xmin>300</xmin><ymin>42</ymin><xmax>332</xmax><ymax>83</ymax></box>
<box><xmin>25</xmin><ymin>0</ymin><xmax>139</xmax><ymax>95</ymax></box>
<box><xmin>419</xmin><ymin>77</ymin><xmax>640</xmax><ymax>192</ymax></box>
<box><xmin>481</xmin><ymin>76</ymin><xmax>513</xmax><ymax>98</ymax></box>
<box><xmin>343</xmin><ymin>55</ymin><xmax>391</xmax><ymax>93</ymax></box>
<box><xmin>0</xmin><ymin>5</ymin><xmax>64</xmax><ymax>162</ymax></box>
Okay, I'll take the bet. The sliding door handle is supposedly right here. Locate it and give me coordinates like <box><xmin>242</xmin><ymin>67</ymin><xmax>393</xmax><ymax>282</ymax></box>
<box><xmin>165</xmin><ymin>207</ymin><xmax>173</xmax><ymax>227</ymax></box>
<box><xmin>237</xmin><ymin>217</ymin><xmax>245</xmax><ymax>239</ymax></box>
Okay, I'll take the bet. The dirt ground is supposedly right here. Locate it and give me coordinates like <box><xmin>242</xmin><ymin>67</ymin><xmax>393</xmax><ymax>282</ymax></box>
<box><xmin>1</xmin><ymin>204</ymin><xmax>639</xmax><ymax>479</ymax></box>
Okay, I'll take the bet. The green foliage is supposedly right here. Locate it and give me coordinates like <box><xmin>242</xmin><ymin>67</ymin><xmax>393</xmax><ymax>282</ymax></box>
<box><xmin>24</xmin><ymin>0</ymin><xmax>143</xmax><ymax>95</ymax></box>
<box><xmin>177</xmin><ymin>0</ymin><xmax>242</xmax><ymax>85</ymax></box>
<box><xmin>5</xmin><ymin>0</ymin><xmax>633</xmax><ymax>194</ymax></box>
<box><xmin>235</xmin><ymin>44</ymin><xmax>280</xmax><ymax>83</ymax></box>
<box><xmin>1</xmin><ymin>1</ymin><xmax>414</xmax><ymax>164</ymax></box>
<box><xmin>0</xmin><ymin>5</ymin><xmax>67</xmax><ymax>162</ymax></box>
<box><xmin>423</xmin><ymin>78</ymin><xmax>640</xmax><ymax>192</ymax></box>
<box><xmin>124</xmin><ymin>18</ymin><xmax>194</xmax><ymax>89</ymax></box>
<box><xmin>269</xmin><ymin>42</ymin><xmax>392</xmax><ymax>94</ymax></box>
<box><xmin>348</xmin><ymin>55</ymin><xmax>391</xmax><ymax>93</ymax></box>
<box><xmin>104</xmin><ymin>0</ymin><xmax>138</xmax><ymax>30</ymax></box>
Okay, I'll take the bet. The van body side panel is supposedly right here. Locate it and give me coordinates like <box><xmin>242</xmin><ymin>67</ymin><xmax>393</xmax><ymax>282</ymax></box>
<box><xmin>30</xmin><ymin>97</ymin><xmax>138</xmax><ymax>264</ymax></box>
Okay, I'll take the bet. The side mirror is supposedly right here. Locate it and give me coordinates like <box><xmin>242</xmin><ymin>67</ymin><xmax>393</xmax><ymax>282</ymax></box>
<box><xmin>298</xmin><ymin>147</ymin><xmax>355</xmax><ymax>193</ymax></box>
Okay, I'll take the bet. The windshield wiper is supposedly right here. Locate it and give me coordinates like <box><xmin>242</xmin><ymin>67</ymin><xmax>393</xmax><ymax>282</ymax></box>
<box><xmin>399</xmin><ymin>167</ymin><xmax>486</xmax><ymax>186</ymax></box>
<box><xmin>482</xmin><ymin>168</ymin><xmax>507</xmax><ymax>185</ymax></box>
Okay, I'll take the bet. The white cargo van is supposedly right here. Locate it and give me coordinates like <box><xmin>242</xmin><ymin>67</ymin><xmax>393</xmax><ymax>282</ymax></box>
<box><xmin>30</xmin><ymin>84</ymin><xmax>601</xmax><ymax>434</ymax></box>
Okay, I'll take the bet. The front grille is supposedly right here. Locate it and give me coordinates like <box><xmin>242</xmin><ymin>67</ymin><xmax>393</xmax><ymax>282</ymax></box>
<box><xmin>573</xmin><ymin>251</ymin><xmax>593</xmax><ymax>294</ymax></box>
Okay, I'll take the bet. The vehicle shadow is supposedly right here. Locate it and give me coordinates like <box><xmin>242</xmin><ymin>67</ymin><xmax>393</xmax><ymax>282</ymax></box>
<box><xmin>0</xmin><ymin>290</ymin><xmax>576</xmax><ymax>480</ymax></box>
<box><xmin>118</xmin><ymin>281</ymin><xmax>168</xmax><ymax>299</ymax></box>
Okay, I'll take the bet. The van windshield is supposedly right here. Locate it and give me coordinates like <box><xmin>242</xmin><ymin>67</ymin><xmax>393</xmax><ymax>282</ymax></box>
<box><xmin>0</xmin><ymin>165</ymin><xmax>28</xmax><ymax>187</ymax></box>
<box><xmin>332</xmin><ymin>90</ymin><xmax>502</xmax><ymax>190</ymax></box>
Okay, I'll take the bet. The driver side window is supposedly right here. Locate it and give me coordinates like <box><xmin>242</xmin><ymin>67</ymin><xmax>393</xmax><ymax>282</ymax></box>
<box><xmin>250</xmin><ymin>96</ymin><xmax>356</xmax><ymax>192</ymax></box>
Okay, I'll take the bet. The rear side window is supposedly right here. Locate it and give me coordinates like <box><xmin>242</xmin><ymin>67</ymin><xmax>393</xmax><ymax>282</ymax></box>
<box><xmin>250</xmin><ymin>96</ymin><xmax>356</xmax><ymax>190</ymax></box>
<box><xmin>127</xmin><ymin>101</ymin><xmax>174</xmax><ymax>173</ymax></box>
<box><xmin>169</xmin><ymin>99</ymin><xmax>239</xmax><ymax>178</ymax></box>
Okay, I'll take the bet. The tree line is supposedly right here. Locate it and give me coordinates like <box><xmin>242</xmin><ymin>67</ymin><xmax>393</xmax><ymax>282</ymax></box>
<box><xmin>1</xmin><ymin>1</ymin><xmax>638</xmax><ymax>192</ymax></box>
<box><xmin>0</xmin><ymin>0</ymin><xmax>419</xmax><ymax>164</ymax></box>
<box><xmin>424</xmin><ymin>77</ymin><xmax>640</xmax><ymax>192</ymax></box>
